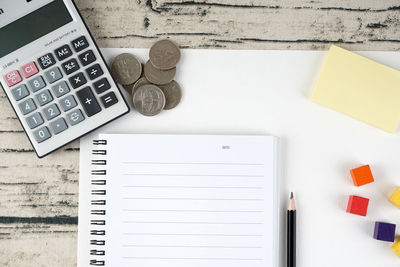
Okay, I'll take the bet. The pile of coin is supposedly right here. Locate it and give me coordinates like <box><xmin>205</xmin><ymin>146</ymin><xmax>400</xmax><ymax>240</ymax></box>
<box><xmin>110</xmin><ymin>39</ymin><xmax>182</xmax><ymax>116</ymax></box>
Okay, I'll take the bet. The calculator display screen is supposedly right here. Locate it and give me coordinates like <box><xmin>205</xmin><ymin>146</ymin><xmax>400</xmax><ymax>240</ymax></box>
<box><xmin>0</xmin><ymin>0</ymin><xmax>73</xmax><ymax>58</ymax></box>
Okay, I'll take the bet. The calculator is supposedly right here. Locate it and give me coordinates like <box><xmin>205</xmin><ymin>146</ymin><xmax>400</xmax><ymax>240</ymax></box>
<box><xmin>0</xmin><ymin>0</ymin><xmax>130</xmax><ymax>158</ymax></box>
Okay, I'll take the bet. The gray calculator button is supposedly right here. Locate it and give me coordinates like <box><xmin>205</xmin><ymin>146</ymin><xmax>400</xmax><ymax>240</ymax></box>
<box><xmin>43</xmin><ymin>103</ymin><xmax>60</xmax><ymax>120</ymax></box>
<box><xmin>11</xmin><ymin>84</ymin><xmax>29</xmax><ymax>101</ymax></box>
<box><xmin>35</xmin><ymin>89</ymin><xmax>53</xmax><ymax>106</ymax></box>
<box><xmin>28</xmin><ymin>76</ymin><xmax>46</xmax><ymax>92</ymax></box>
<box><xmin>67</xmin><ymin>109</ymin><xmax>85</xmax><ymax>125</ymax></box>
<box><xmin>33</xmin><ymin>126</ymin><xmax>51</xmax><ymax>143</ymax></box>
<box><xmin>50</xmin><ymin>118</ymin><xmax>68</xmax><ymax>135</ymax></box>
<box><xmin>45</xmin><ymin>67</ymin><xmax>63</xmax><ymax>84</ymax></box>
<box><xmin>52</xmin><ymin>81</ymin><xmax>70</xmax><ymax>98</ymax></box>
<box><xmin>26</xmin><ymin>112</ymin><xmax>44</xmax><ymax>129</ymax></box>
<box><xmin>59</xmin><ymin>95</ymin><xmax>77</xmax><ymax>112</ymax></box>
<box><xmin>19</xmin><ymin>98</ymin><xmax>37</xmax><ymax>115</ymax></box>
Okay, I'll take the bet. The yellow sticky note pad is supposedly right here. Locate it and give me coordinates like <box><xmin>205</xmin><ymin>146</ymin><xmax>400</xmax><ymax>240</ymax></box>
<box><xmin>310</xmin><ymin>45</ymin><xmax>400</xmax><ymax>133</ymax></box>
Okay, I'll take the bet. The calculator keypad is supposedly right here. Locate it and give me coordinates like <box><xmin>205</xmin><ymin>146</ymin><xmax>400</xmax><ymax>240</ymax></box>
<box><xmin>21</xmin><ymin>62</ymin><xmax>39</xmax><ymax>78</ymax></box>
<box><xmin>38</xmin><ymin>53</ymin><xmax>56</xmax><ymax>70</ymax></box>
<box><xmin>67</xmin><ymin>109</ymin><xmax>85</xmax><ymax>125</ymax></box>
<box><xmin>43</xmin><ymin>103</ymin><xmax>61</xmax><ymax>120</ymax></box>
<box><xmin>86</xmin><ymin>64</ymin><xmax>103</xmax><ymax>80</ymax></box>
<box><xmin>78</xmin><ymin>50</ymin><xmax>96</xmax><ymax>66</ymax></box>
<box><xmin>69</xmin><ymin>72</ymin><xmax>87</xmax><ymax>89</ymax></box>
<box><xmin>50</xmin><ymin>118</ymin><xmax>68</xmax><ymax>135</ymax></box>
<box><xmin>28</xmin><ymin>76</ymin><xmax>46</xmax><ymax>92</ymax></box>
<box><xmin>52</xmin><ymin>81</ymin><xmax>70</xmax><ymax>98</ymax></box>
<box><xmin>12</xmin><ymin>84</ymin><xmax>30</xmax><ymax>101</ymax></box>
<box><xmin>26</xmin><ymin>112</ymin><xmax>44</xmax><ymax>129</ymax></box>
<box><xmin>71</xmin><ymin>36</ymin><xmax>89</xmax><ymax>52</ymax></box>
<box><xmin>55</xmin><ymin>45</ymin><xmax>73</xmax><ymax>61</ymax></box>
<box><xmin>33</xmin><ymin>126</ymin><xmax>51</xmax><ymax>143</ymax></box>
<box><xmin>77</xmin><ymin>86</ymin><xmax>101</xmax><ymax>117</ymax></box>
<box><xmin>59</xmin><ymin>95</ymin><xmax>77</xmax><ymax>112</ymax></box>
<box><xmin>45</xmin><ymin>67</ymin><xmax>63</xmax><ymax>84</ymax></box>
<box><xmin>19</xmin><ymin>98</ymin><xmax>37</xmax><ymax>115</ymax></box>
<box><xmin>62</xmin><ymin>58</ymin><xmax>80</xmax><ymax>75</ymax></box>
<box><xmin>3</xmin><ymin>35</ymin><xmax>122</xmax><ymax>149</ymax></box>
<box><xmin>35</xmin><ymin>90</ymin><xmax>53</xmax><ymax>106</ymax></box>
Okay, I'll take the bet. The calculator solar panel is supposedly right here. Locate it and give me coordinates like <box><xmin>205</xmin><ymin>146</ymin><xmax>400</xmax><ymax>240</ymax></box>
<box><xmin>0</xmin><ymin>0</ymin><xmax>130</xmax><ymax>157</ymax></box>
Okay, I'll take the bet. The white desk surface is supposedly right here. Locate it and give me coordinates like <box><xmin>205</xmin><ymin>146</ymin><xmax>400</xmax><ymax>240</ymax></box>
<box><xmin>97</xmin><ymin>48</ymin><xmax>400</xmax><ymax>267</ymax></box>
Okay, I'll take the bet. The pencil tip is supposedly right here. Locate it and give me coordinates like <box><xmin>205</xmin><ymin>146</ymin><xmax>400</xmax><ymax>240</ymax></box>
<box><xmin>290</xmin><ymin>192</ymin><xmax>293</xmax><ymax>199</ymax></box>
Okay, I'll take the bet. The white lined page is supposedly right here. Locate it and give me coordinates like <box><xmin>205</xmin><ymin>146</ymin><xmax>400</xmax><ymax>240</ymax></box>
<box><xmin>101</xmin><ymin>134</ymin><xmax>278</xmax><ymax>267</ymax></box>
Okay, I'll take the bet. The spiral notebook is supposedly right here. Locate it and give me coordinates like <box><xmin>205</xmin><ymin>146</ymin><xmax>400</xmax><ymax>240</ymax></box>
<box><xmin>78</xmin><ymin>134</ymin><xmax>279</xmax><ymax>267</ymax></box>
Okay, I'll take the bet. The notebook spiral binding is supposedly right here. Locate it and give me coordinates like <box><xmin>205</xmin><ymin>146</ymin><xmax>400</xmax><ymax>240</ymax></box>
<box><xmin>89</xmin><ymin>140</ymin><xmax>107</xmax><ymax>266</ymax></box>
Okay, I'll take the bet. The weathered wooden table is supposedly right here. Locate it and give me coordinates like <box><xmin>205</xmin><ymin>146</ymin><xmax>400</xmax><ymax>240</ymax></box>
<box><xmin>0</xmin><ymin>0</ymin><xmax>399</xmax><ymax>266</ymax></box>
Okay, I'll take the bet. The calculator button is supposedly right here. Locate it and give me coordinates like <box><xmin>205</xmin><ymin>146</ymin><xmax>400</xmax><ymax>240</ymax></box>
<box><xmin>28</xmin><ymin>76</ymin><xmax>46</xmax><ymax>92</ymax></box>
<box><xmin>11</xmin><ymin>84</ymin><xmax>29</xmax><ymax>101</ymax></box>
<box><xmin>55</xmin><ymin>44</ymin><xmax>73</xmax><ymax>61</ymax></box>
<box><xmin>86</xmin><ymin>64</ymin><xmax>103</xmax><ymax>80</ymax></box>
<box><xmin>19</xmin><ymin>98</ymin><xmax>37</xmax><ymax>115</ymax></box>
<box><xmin>71</xmin><ymin>36</ymin><xmax>89</xmax><ymax>52</ymax></box>
<box><xmin>38</xmin><ymin>53</ymin><xmax>56</xmax><ymax>70</ymax></box>
<box><xmin>21</xmin><ymin>62</ymin><xmax>38</xmax><ymax>78</ymax></box>
<box><xmin>4</xmin><ymin>70</ymin><xmax>22</xmax><ymax>87</ymax></box>
<box><xmin>50</xmin><ymin>118</ymin><xmax>68</xmax><ymax>135</ymax></box>
<box><xmin>77</xmin><ymin>86</ymin><xmax>101</xmax><ymax>117</ymax></box>
<box><xmin>78</xmin><ymin>50</ymin><xmax>96</xmax><ymax>66</ymax></box>
<box><xmin>35</xmin><ymin>89</ymin><xmax>53</xmax><ymax>106</ymax></box>
<box><xmin>67</xmin><ymin>109</ymin><xmax>85</xmax><ymax>125</ymax></box>
<box><xmin>26</xmin><ymin>112</ymin><xmax>44</xmax><ymax>129</ymax></box>
<box><xmin>69</xmin><ymin>72</ymin><xmax>87</xmax><ymax>89</ymax></box>
<box><xmin>33</xmin><ymin>126</ymin><xmax>51</xmax><ymax>143</ymax></box>
<box><xmin>45</xmin><ymin>67</ymin><xmax>63</xmax><ymax>84</ymax></box>
<box><xmin>52</xmin><ymin>81</ymin><xmax>70</xmax><ymax>98</ymax></box>
<box><xmin>93</xmin><ymin>77</ymin><xmax>111</xmax><ymax>94</ymax></box>
<box><xmin>62</xmin><ymin>58</ymin><xmax>80</xmax><ymax>75</ymax></box>
<box><xmin>43</xmin><ymin>103</ymin><xmax>60</xmax><ymax>120</ymax></box>
<box><xmin>100</xmin><ymin>92</ymin><xmax>118</xmax><ymax>108</ymax></box>
<box><xmin>59</xmin><ymin>95</ymin><xmax>77</xmax><ymax>112</ymax></box>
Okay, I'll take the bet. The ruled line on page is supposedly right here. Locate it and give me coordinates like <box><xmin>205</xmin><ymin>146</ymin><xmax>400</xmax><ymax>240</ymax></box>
<box><xmin>122</xmin><ymin>209</ymin><xmax>264</xmax><ymax>213</ymax></box>
<box><xmin>121</xmin><ymin>245</ymin><xmax>263</xmax><ymax>249</ymax></box>
<box><xmin>121</xmin><ymin>197</ymin><xmax>264</xmax><ymax>201</ymax></box>
<box><xmin>122</xmin><ymin>162</ymin><xmax>265</xmax><ymax>166</ymax></box>
<box><xmin>121</xmin><ymin>233</ymin><xmax>264</xmax><ymax>237</ymax></box>
<box><xmin>122</xmin><ymin>221</ymin><xmax>264</xmax><ymax>225</ymax></box>
<box><xmin>121</xmin><ymin>185</ymin><xmax>264</xmax><ymax>189</ymax></box>
<box><xmin>122</xmin><ymin>257</ymin><xmax>263</xmax><ymax>261</ymax></box>
<box><xmin>122</xmin><ymin>174</ymin><xmax>264</xmax><ymax>178</ymax></box>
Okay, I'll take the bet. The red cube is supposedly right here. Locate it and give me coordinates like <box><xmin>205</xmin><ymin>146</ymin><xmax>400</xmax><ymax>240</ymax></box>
<box><xmin>346</xmin><ymin>195</ymin><xmax>369</xmax><ymax>216</ymax></box>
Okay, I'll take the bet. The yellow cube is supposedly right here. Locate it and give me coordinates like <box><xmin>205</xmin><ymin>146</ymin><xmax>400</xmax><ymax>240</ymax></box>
<box><xmin>391</xmin><ymin>238</ymin><xmax>400</xmax><ymax>257</ymax></box>
<box><xmin>389</xmin><ymin>187</ymin><xmax>400</xmax><ymax>208</ymax></box>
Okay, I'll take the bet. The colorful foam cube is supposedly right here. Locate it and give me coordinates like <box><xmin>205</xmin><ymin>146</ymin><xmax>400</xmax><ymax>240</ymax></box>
<box><xmin>346</xmin><ymin>195</ymin><xmax>369</xmax><ymax>216</ymax></box>
<box><xmin>392</xmin><ymin>238</ymin><xmax>400</xmax><ymax>257</ymax></box>
<box><xmin>389</xmin><ymin>186</ymin><xmax>400</xmax><ymax>209</ymax></box>
<box><xmin>350</xmin><ymin>165</ymin><xmax>374</xmax><ymax>186</ymax></box>
<box><xmin>373</xmin><ymin>221</ymin><xmax>396</xmax><ymax>242</ymax></box>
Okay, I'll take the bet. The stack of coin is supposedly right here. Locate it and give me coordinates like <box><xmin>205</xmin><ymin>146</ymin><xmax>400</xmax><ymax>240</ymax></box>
<box><xmin>110</xmin><ymin>39</ymin><xmax>182</xmax><ymax>116</ymax></box>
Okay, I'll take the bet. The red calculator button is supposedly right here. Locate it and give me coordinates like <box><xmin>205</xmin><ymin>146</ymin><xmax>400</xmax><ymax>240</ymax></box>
<box><xmin>21</xmin><ymin>62</ymin><xmax>39</xmax><ymax>78</ymax></box>
<box><xmin>3</xmin><ymin>70</ymin><xmax>22</xmax><ymax>87</ymax></box>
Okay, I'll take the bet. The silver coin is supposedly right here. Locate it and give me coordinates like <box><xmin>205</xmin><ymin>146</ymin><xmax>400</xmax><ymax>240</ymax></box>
<box><xmin>124</xmin><ymin>77</ymin><xmax>150</xmax><ymax>95</ymax></box>
<box><xmin>159</xmin><ymin>80</ymin><xmax>182</xmax><ymax>110</ymax></box>
<box><xmin>133</xmin><ymin>84</ymin><xmax>166</xmax><ymax>116</ymax></box>
<box><xmin>111</xmin><ymin>53</ymin><xmax>142</xmax><ymax>85</ymax></box>
<box><xmin>144</xmin><ymin>60</ymin><xmax>176</xmax><ymax>85</ymax></box>
<box><xmin>149</xmin><ymin>39</ymin><xmax>181</xmax><ymax>70</ymax></box>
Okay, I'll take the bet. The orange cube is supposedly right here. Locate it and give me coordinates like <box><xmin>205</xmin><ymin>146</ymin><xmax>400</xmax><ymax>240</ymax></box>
<box><xmin>350</xmin><ymin>165</ymin><xmax>374</xmax><ymax>186</ymax></box>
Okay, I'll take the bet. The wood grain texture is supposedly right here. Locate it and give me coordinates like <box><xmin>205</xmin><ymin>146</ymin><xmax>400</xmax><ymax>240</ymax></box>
<box><xmin>0</xmin><ymin>0</ymin><xmax>399</xmax><ymax>266</ymax></box>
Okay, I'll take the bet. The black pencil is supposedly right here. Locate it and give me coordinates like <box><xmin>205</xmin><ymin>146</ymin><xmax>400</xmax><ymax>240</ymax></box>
<box><xmin>287</xmin><ymin>192</ymin><xmax>296</xmax><ymax>267</ymax></box>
